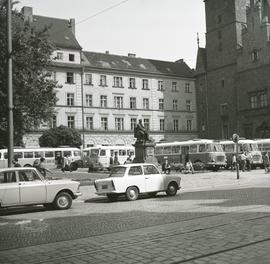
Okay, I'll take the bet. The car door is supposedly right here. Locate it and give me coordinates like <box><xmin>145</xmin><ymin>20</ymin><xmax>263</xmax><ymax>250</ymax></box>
<box><xmin>127</xmin><ymin>166</ymin><xmax>146</xmax><ymax>193</ymax></box>
<box><xmin>143</xmin><ymin>165</ymin><xmax>164</xmax><ymax>192</ymax></box>
<box><xmin>18</xmin><ymin>170</ymin><xmax>47</xmax><ymax>204</ymax></box>
<box><xmin>0</xmin><ymin>171</ymin><xmax>20</xmax><ymax>206</ymax></box>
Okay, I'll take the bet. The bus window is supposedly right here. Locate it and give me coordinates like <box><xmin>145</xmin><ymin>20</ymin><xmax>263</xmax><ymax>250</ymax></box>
<box><xmin>4</xmin><ymin>153</ymin><xmax>7</xmax><ymax>159</ymax></box>
<box><xmin>45</xmin><ymin>151</ymin><xmax>54</xmax><ymax>158</ymax></box>
<box><xmin>127</xmin><ymin>150</ymin><xmax>134</xmax><ymax>156</ymax></box>
<box><xmin>155</xmin><ymin>147</ymin><xmax>163</xmax><ymax>155</ymax></box>
<box><xmin>24</xmin><ymin>152</ymin><xmax>34</xmax><ymax>158</ymax></box>
<box><xmin>100</xmin><ymin>149</ymin><xmax>106</xmax><ymax>156</ymax></box>
<box><xmin>90</xmin><ymin>149</ymin><xmax>99</xmax><ymax>157</ymax></box>
<box><xmin>34</xmin><ymin>151</ymin><xmax>43</xmax><ymax>158</ymax></box>
<box><xmin>119</xmin><ymin>150</ymin><xmax>126</xmax><ymax>156</ymax></box>
<box><xmin>224</xmin><ymin>144</ymin><xmax>234</xmax><ymax>153</ymax></box>
<box><xmin>172</xmin><ymin>146</ymin><xmax>180</xmax><ymax>154</ymax></box>
<box><xmin>63</xmin><ymin>151</ymin><xmax>72</xmax><ymax>157</ymax></box>
<box><xmin>164</xmin><ymin>146</ymin><xmax>171</xmax><ymax>154</ymax></box>
<box><xmin>83</xmin><ymin>151</ymin><xmax>89</xmax><ymax>157</ymax></box>
<box><xmin>189</xmin><ymin>145</ymin><xmax>197</xmax><ymax>153</ymax></box>
<box><xmin>14</xmin><ymin>152</ymin><xmax>23</xmax><ymax>159</ymax></box>
<box><xmin>199</xmin><ymin>145</ymin><xmax>205</xmax><ymax>152</ymax></box>
<box><xmin>74</xmin><ymin>150</ymin><xmax>81</xmax><ymax>157</ymax></box>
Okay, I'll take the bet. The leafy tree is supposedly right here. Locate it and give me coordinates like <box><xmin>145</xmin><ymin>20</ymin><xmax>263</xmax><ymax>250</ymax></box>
<box><xmin>0</xmin><ymin>1</ymin><xmax>59</xmax><ymax>146</ymax></box>
<box><xmin>39</xmin><ymin>125</ymin><xmax>82</xmax><ymax>148</ymax></box>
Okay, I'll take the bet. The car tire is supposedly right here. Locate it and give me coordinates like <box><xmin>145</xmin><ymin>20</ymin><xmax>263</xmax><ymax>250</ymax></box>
<box><xmin>53</xmin><ymin>192</ymin><xmax>72</xmax><ymax>210</ymax></box>
<box><xmin>107</xmin><ymin>193</ymin><xmax>119</xmax><ymax>202</ymax></box>
<box><xmin>166</xmin><ymin>183</ymin><xmax>178</xmax><ymax>196</ymax></box>
<box><xmin>126</xmin><ymin>186</ymin><xmax>139</xmax><ymax>201</ymax></box>
<box><xmin>148</xmin><ymin>192</ymin><xmax>157</xmax><ymax>198</ymax></box>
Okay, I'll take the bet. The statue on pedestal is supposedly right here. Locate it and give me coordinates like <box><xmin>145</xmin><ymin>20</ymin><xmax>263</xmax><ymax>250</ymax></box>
<box><xmin>134</xmin><ymin>119</ymin><xmax>150</xmax><ymax>143</ymax></box>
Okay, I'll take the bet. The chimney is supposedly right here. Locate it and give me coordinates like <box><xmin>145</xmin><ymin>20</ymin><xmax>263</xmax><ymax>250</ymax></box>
<box><xmin>21</xmin><ymin>6</ymin><xmax>33</xmax><ymax>23</ymax></box>
<box><xmin>69</xmin><ymin>18</ymin><xmax>75</xmax><ymax>36</ymax></box>
<box><xmin>128</xmin><ymin>53</ymin><xmax>136</xmax><ymax>58</ymax></box>
<box><xmin>105</xmin><ymin>51</ymin><xmax>110</xmax><ymax>54</ymax></box>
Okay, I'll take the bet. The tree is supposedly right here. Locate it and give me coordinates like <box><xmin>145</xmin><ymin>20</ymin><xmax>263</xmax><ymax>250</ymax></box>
<box><xmin>0</xmin><ymin>1</ymin><xmax>59</xmax><ymax>146</ymax></box>
<box><xmin>39</xmin><ymin>125</ymin><xmax>82</xmax><ymax>148</ymax></box>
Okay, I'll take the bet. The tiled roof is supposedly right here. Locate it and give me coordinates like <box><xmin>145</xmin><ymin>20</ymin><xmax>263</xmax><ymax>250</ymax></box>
<box><xmin>82</xmin><ymin>51</ymin><xmax>194</xmax><ymax>78</ymax></box>
<box><xmin>32</xmin><ymin>15</ymin><xmax>82</xmax><ymax>50</ymax></box>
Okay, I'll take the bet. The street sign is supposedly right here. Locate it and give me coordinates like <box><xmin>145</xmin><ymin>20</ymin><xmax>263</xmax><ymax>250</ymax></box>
<box><xmin>232</xmin><ymin>133</ymin><xmax>239</xmax><ymax>143</ymax></box>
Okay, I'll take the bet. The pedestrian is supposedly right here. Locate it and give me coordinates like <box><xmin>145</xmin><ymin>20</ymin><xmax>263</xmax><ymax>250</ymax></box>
<box><xmin>262</xmin><ymin>152</ymin><xmax>270</xmax><ymax>174</ymax></box>
<box><xmin>124</xmin><ymin>154</ymin><xmax>133</xmax><ymax>164</ymax></box>
<box><xmin>113</xmin><ymin>152</ymin><xmax>120</xmax><ymax>165</ymax></box>
<box><xmin>231</xmin><ymin>154</ymin><xmax>236</xmax><ymax>171</ymax></box>
<box><xmin>109</xmin><ymin>152</ymin><xmax>114</xmax><ymax>170</ymax></box>
<box><xmin>245</xmin><ymin>151</ymin><xmax>252</xmax><ymax>171</ymax></box>
<box><xmin>185</xmin><ymin>159</ymin><xmax>194</xmax><ymax>174</ymax></box>
<box><xmin>12</xmin><ymin>157</ymin><xmax>21</xmax><ymax>167</ymax></box>
<box><xmin>240</xmin><ymin>152</ymin><xmax>246</xmax><ymax>172</ymax></box>
<box><xmin>162</xmin><ymin>158</ymin><xmax>171</xmax><ymax>174</ymax></box>
<box><xmin>38</xmin><ymin>157</ymin><xmax>52</xmax><ymax>177</ymax></box>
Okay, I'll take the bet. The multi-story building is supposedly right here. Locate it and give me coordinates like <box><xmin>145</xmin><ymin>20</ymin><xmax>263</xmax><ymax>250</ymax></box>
<box><xmin>196</xmin><ymin>0</ymin><xmax>270</xmax><ymax>139</ymax></box>
<box><xmin>21</xmin><ymin>7</ymin><xmax>198</xmax><ymax>147</ymax></box>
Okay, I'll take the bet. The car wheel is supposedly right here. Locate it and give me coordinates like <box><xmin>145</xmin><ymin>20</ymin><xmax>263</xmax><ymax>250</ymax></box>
<box><xmin>148</xmin><ymin>192</ymin><xmax>157</xmax><ymax>198</ymax></box>
<box><xmin>126</xmin><ymin>186</ymin><xmax>139</xmax><ymax>201</ymax></box>
<box><xmin>107</xmin><ymin>193</ymin><xmax>119</xmax><ymax>202</ymax></box>
<box><xmin>166</xmin><ymin>183</ymin><xmax>178</xmax><ymax>196</ymax></box>
<box><xmin>53</xmin><ymin>192</ymin><xmax>72</xmax><ymax>210</ymax></box>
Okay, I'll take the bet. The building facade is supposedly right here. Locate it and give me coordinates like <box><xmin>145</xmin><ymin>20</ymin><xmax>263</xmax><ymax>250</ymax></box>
<box><xmin>22</xmin><ymin>7</ymin><xmax>198</xmax><ymax>147</ymax></box>
<box><xmin>196</xmin><ymin>0</ymin><xmax>270</xmax><ymax>140</ymax></box>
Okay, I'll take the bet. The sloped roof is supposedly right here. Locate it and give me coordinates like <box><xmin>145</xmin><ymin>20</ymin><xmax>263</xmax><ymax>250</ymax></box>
<box><xmin>32</xmin><ymin>15</ymin><xmax>82</xmax><ymax>50</ymax></box>
<box><xmin>195</xmin><ymin>48</ymin><xmax>207</xmax><ymax>75</ymax></box>
<box><xmin>82</xmin><ymin>51</ymin><xmax>194</xmax><ymax>78</ymax></box>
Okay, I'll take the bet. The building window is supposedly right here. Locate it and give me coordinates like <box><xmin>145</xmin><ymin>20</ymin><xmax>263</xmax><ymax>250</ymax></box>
<box><xmin>113</xmin><ymin>76</ymin><xmax>123</xmax><ymax>87</ymax></box>
<box><xmin>69</xmin><ymin>54</ymin><xmax>75</xmax><ymax>62</ymax></box>
<box><xmin>158</xmin><ymin>80</ymin><xmax>164</xmax><ymax>91</ymax></box>
<box><xmin>220</xmin><ymin>103</ymin><xmax>228</xmax><ymax>116</ymax></box>
<box><xmin>131</xmin><ymin>118</ymin><xmax>137</xmax><ymax>131</ymax></box>
<box><xmin>173</xmin><ymin>119</ymin><xmax>179</xmax><ymax>131</ymax></box>
<box><xmin>51</xmin><ymin>115</ymin><xmax>57</xmax><ymax>128</ymax></box>
<box><xmin>115</xmin><ymin>118</ymin><xmax>124</xmax><ymax>131</ymax></box>
<box><xmin>252</xmin><ymin>50</ymin><xmax>259</xmax><ymax>62</ymax></box>
<box><xmin>221</xmin><ymin>79</ymin><xmax>225</xmax><ymax>88</ymax></box>
<box><xmin>173</xmin><ymin>99</ymin><xmax>178</xmax><ymax>110</ymax></box>
<box><xmin>142</xmin><ymin>79</ymin><xmax>149</xmax><ymax>90</ymax></box>
<box><xmin>67</xmin><ymin>115</ymin><xmax>75</xmax><ymax>128</ymax></box>
<box><xmin>160</xmin><ymin>119</ymin><xmax>165</xmax><ymax>131</ymax></box>
<box><xmin>144</xmin><ymin>118</ymin><xmax>150</xmax><ymax>130</ymax></box>
<box><xmin>250</xmin><ymin>95</ymin><xmax>257</xmax><ymax>109</ymax></box>
<box><xmin>130</xmin><ymin>97</ymin><xmax>136</xmax><ymax>109</ymax></box>
<box><xmin>100</xmin><ymin>95</ymin><xmax>107</xmax><ymax>108</ymax></box>
<box><xmin>66</xmin><ymin>72</ymin><xmax>74</xmax><ymax>84</ymax></box>
<box><xmin>86</xmin><ymin>116</ymin><xmax>93</xmax><ymax>130</ymax></box>
<box><xmin>114</xmin><ymin>96</ymin><xmax>123</xmax><ymax>109</ymax></box>
<box><xmin>143</xmin><ymin>98</ymin><xmax>149</xmax><ymax>110</ymax></box>
<box><xmin>185</xmin><ymin>83</ymin><xmax>191</xmax><ymax>93</ymax></box>
<box><xmin>260</xmin><ymin>92</ymin><xmax>267</xmax><ymax>107</ymax></box>
<box><xmin>129</xmin><ymin>78</ymin><xmax>136</xmax><ymax>89</ymax></box>
<box><xmin>100</xmin><ymin>75</ymin><xmax>107</xmax><ymax>86</ymax></box>
<box><xmin>101</xmin><ymin>117</ymin><xmax>108</xmax><ymax>130</ymax></box>
<box><xmin>85</xmin><ymin>94</ymin><xmax>92</xmax><ymax>107</ymax></box>
<box><xmin>187</xmin><ymin>120</ymin><xmax>192</xmax><ymax>131</ymax></box>
<box><xmin>250</xmin><ymin>91</ymin><xmax>268</xmax><ymax>109</ymax></box>
<box><xmin>159</xmin><ymin>99</ymin><xmax>164</xmax><ymax>110</ymax></box>
<box><xmin>67</xmin><ymin>93</ymin><xmax>74</xmax><ymax>106</ymax></box>
<box><xmin>186</xmin><ymin>100</ymin><xmax>191</xmax><ymax>111</ymax></box>
<box><xmin>172</xmin><ymin>81</ymin><xmax>177</xmax><ymax>92</ymax></box>
<box><xmin>84</xmin><ymin>73</ymin><xmax>92</xmax><ymax>85</ymax></box>
<box><xmin>56</xmin><ymin>52</ymin><xmax>63</xmax><ymax>60</ymax></box>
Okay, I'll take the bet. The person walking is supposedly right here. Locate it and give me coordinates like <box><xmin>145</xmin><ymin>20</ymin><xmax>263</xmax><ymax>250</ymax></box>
<box><xmin>240</xmin><ymin>152</ymin><xmax>246</xmax><ymax>172</ymax></box>
<box><xmin>231</xmin><ymin>154</ymin><xmax>236</xmax><ymax>171</ymax></box>
<box><xmin>38</xmin><ymin>157</ymin><xmax>52</xmax><ymax>177</ymax></box>
<box><xmin>263</xmin><ymin>152</ymin><xmax>270</xmax><ymax>174</ymax></box>
<box><xmin>245</xmin><ymin>151</ymin><xmax>252</xmax><ymax>171</ymax></box>
<box><xmin>12</xmin><ymin>157</ymin><xmax>21</xmax><ymax>167</ymax></box>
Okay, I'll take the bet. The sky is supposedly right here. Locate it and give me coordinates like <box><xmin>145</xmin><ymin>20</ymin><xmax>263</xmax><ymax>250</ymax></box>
<box><xmin>16</xmin><ymin>0</ymin><xmax>206</xmax><ymax>69</ymax></box>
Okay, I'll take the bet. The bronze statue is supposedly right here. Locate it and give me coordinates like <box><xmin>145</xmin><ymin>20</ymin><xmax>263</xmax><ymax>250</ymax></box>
<box><xmin>134</xmin><ymin>119</ymin><xmax>150</xmax><ymax>143</ymax></box>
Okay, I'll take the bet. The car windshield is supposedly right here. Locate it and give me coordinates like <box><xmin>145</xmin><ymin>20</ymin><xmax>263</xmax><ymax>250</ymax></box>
<box><xmin>109</xmin><ymin>166</ymin><xmax>126</xmax><ymax>177</ymax></box>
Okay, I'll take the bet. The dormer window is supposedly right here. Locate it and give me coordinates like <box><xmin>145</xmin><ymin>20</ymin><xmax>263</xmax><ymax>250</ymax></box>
<box><xmin>69</xmin><ymin>54</ymin><xmax>75</xmax><ymax>62</ymax></box>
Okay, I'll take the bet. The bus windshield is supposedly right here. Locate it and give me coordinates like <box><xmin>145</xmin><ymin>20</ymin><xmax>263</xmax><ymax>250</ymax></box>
<box><xmin>206</xmin><ymin>143</ymin><xmax>223</xmax><ymax>152</ymax></box>
<box><xmin>90</xmin><ymin>149</ymin><xmax>99</xmax><ymax>157</ymax></box>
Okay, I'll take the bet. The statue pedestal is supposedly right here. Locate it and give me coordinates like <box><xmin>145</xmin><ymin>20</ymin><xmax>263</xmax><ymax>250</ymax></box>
<box><xmin>133</xmin><ymin>141</ymin><xmax>158</xmax><ymax>165</ymax></box>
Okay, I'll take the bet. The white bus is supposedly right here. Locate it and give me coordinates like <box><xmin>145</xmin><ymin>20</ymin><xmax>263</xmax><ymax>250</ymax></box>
<box><xmin>255</xmin><ymin>138</ymin><xmax>270</xmax><ymax>155</ymax></box>
<box><xmin>155</xmin><ymin>139</ymin><xmax>227</xmax><ymax>171</ymax></box>
<box><xmin>220</xmin><ymin>139</ymin><xmax>263</xmax><ymax>169</ymax></box>
<box><xmin>82</xmin><ymin>145</ymin><xmax>135</xmax><ymax>170</ymax></box>
<box><xmin>0</xmin><ymin>147</ymin><xmax>82</xmax><ymax>170</ymax></box>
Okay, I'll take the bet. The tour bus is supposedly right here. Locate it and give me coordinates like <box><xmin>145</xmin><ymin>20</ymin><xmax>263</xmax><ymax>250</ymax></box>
<box><xmin>155</xmin><ymin>139</ymin><xmax>227</xmax><ymax>171</ymax></box>
<box><xmin>220</xmin><ymin>139</ymin><xmax>263</xmax><ymax>169</ymax></box>
<box><xmin>82</xmin><ymin>145</ymin><xmax>135</xmax><ymax>170</ymax></box>
<box><xmin>0</xmin><ymin>147</ymin><xmax>82</xmax><ymax>169</ymax></box>
<box><xmin>254</xmin><ymin>138</ymin><xmax>270</xmax><ymax>155</ymax></box>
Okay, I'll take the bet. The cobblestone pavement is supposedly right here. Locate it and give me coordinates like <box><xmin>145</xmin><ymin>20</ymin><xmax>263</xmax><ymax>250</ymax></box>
<box><xmin>0</xmin><ymin>170</ymin><xmax>270</xmax><ymax>263</ymax></box>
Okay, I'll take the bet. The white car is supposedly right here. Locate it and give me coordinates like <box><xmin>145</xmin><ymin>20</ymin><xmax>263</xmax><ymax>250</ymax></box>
<box><xmin>94</xmin><ymin>163</ymin><xmax>181</xmax><ymax>201</ymax></box>
<box><xmin>0</xmin><ymin>167</ymin><xmax>81</xmax><ymax>210</ymax></box>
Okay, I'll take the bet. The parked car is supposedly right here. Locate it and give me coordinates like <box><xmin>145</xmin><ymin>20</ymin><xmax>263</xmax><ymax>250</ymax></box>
<box><xmin>0</xmin><ymin>167</ymin><xmax>81</xmax><ymax>210</ymax></box>
<box><xmin>94</xmin><ymin>163</ymin><xmax>181</xmax><ymax>201</ymax></box>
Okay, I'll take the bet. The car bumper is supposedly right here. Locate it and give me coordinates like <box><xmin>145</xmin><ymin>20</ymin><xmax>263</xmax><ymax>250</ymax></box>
<box><xmin>74</xmin><ymin>191</ymin><xmax>82</xmax><ymax>198</ymax></box>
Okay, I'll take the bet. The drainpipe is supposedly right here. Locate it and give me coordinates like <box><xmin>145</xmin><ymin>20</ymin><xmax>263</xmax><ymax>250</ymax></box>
<box><xmin>80</xmin><ymin>52</ymin><xmax>85</xmax><ymax>149</ymax></box>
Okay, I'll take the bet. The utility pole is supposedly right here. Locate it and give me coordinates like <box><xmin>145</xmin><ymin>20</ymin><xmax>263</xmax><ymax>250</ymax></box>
<box><xmin>7</xmin><ymin>0</ymin><xmax>14</xmax><ymax>167</ymax></box>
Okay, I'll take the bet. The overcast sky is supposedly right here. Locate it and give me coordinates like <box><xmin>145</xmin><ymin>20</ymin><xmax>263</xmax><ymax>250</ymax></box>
<box><xmin>16</xmin><ymin>0</ymin><xmax>206</xmax><ymax>69</ymax></box>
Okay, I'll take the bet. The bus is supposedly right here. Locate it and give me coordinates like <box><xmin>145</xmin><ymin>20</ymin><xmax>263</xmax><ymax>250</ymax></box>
<box><xmin>82</xmin><ymin>145</ymin><xmax>135</xmax><ymax>170</ymax></box>
<box><xmin>155</xmin><ymin>139</ymin><xmax>226</xmax><ymax>171</ymax></box>
<box><xmin>0</xmin><ymin>147</ymin><xmax>82</xmax><ymax>170</ymax></box>
<box><xmin>220</xmin><ymin>139</ymin><xmax>263</xmax><ymax>169</ymax></box>
<box><xmin>254</xmin><ymin>138</ymin><xmax>270</xmax><ymax>155</ymax></box>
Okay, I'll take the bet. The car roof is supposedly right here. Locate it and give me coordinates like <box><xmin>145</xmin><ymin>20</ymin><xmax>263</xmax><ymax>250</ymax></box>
<box><xmin>0</xmin><ymin>167</ymin><xmax>37</xmax><ymax>172</ymax></box>
<box><xmin>115</xmin><ymin>163</ymin><xmax>157</xmax><ymax>167</ymax></box>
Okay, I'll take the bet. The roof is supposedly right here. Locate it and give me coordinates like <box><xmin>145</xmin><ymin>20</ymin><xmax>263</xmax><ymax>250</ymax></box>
<box><xmin>195</xmin><ymin>48</ymin><xmax>207</xmax><ymax>75</ymax></box>
<box><xmin>32</xmin><ymin>15</ymin><xmax>82</xmax><ymax>50</ymax></box>
<box><xmin>82</xmin><ymin>51</ymin><xmax>194</xmax><ymax>78</ymax></box>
